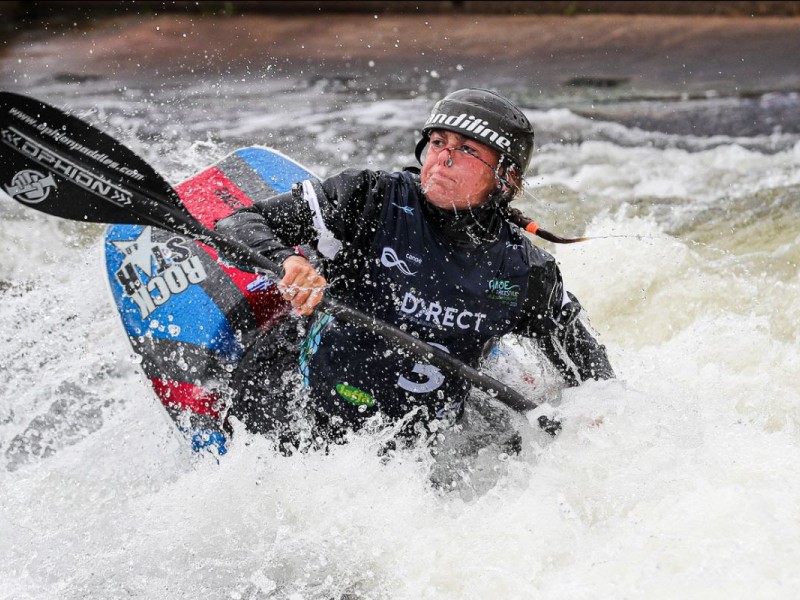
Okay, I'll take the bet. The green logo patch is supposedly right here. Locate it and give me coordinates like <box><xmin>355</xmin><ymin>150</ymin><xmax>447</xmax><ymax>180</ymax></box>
<box><xmin>335</xmin><ymin>383</ymin><xmax>375</xmax><ymax>407</ymax></box>
<box><xmin>487</xmin><ymin>278</ymin><xmax>520</xmax><ymax>304</ymax></box>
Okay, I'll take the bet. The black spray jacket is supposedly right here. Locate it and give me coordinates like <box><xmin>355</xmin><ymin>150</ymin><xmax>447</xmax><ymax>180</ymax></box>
<box><xmin>216</xmin><ymin>168</ymin><xmax>613</xmax><ymax>426</ymax></box>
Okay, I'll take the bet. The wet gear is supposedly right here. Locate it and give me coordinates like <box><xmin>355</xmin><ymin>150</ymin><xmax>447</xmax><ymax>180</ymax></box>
<box><xmin>216</xmin><ymin>168</ymin><xmax>614</xmax><ymax>440</ymax></box>
<box><xmin>300</xmin><ymin>171</ymin><xmax>532</xmax><ymax>429</ymax></box>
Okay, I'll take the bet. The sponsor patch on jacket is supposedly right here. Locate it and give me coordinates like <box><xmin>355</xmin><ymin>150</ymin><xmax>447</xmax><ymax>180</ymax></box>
<box><xmin>486</xmin><ymin>278</ymin><xmax>520</xmax><ymax>304</ymax></box>
<box><xmin>335</xmin><ymin>383</ymin><xmax>376</xmax><ymax>407</ymax></box>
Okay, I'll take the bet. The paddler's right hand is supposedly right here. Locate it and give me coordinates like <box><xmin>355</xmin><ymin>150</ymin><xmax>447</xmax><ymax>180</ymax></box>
<box><xmin>280</xmin><ymin>255</ymin><xmax>327</xmax><ymax>316</ymax></box>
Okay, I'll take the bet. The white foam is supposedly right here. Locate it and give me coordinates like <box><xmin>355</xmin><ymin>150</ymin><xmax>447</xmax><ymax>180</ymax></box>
<box><xmin>2</xmin><ymin>92</ymin><xmax>800</xmax><ymax>598</ymax></box>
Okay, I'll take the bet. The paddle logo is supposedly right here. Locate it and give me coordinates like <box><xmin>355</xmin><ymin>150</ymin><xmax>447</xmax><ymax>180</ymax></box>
<box><xmin>4</xmin><ymin>169</ymin><xmax>56</xmax><ymax>204</ymax></box>
<box><xmin>112</xmin><ymin>226</ymin><xmax>208</xmax><ymax>319</ymax></box>
<box><xmin>1</xmin><ymin>125</ymin><xmax>135</xmax><ymax>206</ymax></box>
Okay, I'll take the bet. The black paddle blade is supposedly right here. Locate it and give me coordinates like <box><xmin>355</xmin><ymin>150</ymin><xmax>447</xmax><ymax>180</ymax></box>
<box><xmin>0</xmin><ymin>91</ymin><xmax>198</xmax><ymax>233</ymax></box>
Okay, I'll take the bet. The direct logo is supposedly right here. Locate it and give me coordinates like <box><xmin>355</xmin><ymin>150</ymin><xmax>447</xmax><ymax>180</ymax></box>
<box><xmin>112</xmin><ymin>226</ymin><xmax>208</xmax><ymax>319</ymax></box>
<box><xmin>335</xmin><ymin>383</ymin><xmax>375</xmax><ymax>408</ymax></box>
<box><xmin>400</xmin><ymin>291</ymin><xmax>487</xmax><ymax>331</ymax></box>
<box><xmin>380</xmin><ymin>247</ymin><xmax>417</xmax><ymax>276</ymax></box>
<box><xmin>487</xmin><ymin>278</ymin><xmax>520</xmax><ymax>304</ymax></box>
<box><xmin>3</xmin><ymin>169</ymin><xmax>57</xmax><ymax>204</ymax></box>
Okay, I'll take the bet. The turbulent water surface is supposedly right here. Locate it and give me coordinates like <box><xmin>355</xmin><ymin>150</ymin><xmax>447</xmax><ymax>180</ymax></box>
<box><xmin>1</xmin><ymin>25</ymin><xmax>800</xmax><ymax>600</ymax></box>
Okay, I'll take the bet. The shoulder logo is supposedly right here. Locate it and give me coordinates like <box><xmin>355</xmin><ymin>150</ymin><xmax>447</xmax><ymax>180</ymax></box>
<box><xmin>380</xmin><ymin>247</ymin><xmax>417</xmax><ymax>276</ymax></box>
<box><xmin>391</xmin><ymin>202</ymin><xmax>414</xmax><ymax>215</ymax></box>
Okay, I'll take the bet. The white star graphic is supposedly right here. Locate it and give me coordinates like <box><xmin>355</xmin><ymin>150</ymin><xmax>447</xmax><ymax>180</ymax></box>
<box><xmin>112</xmin><ymin>227</ymin><xmax>158</xmax><ymax>278</ymax></box>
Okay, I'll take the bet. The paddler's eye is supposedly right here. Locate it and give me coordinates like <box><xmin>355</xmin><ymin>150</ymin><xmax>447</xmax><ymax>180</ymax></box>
<box><xmin>457</xmin><ymin>144</ymin><xmax>478</xmax><ymax>157</ymax></box>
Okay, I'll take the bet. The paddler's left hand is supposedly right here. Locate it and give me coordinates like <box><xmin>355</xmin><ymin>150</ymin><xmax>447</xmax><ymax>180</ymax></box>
<box><xmin>280</xmin><ymin>255</ymin><xmax>327</xmax><ymax>316</ymax></box>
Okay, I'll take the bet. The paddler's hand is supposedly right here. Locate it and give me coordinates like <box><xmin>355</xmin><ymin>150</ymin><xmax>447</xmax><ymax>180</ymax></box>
<box><xmin>280</xmin><ymin>255</ymin><xmax>327</xmax><ymax>316</ymax></box>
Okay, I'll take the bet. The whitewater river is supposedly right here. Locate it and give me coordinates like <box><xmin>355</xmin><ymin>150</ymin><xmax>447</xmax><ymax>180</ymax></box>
<box><xmin>2</xmin><ymin>29</ymin><xmax>800</xmax><ymax>600</ymax></box>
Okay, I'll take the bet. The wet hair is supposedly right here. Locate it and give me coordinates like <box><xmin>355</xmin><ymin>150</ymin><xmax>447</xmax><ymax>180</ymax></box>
<box><xmin>493</xmin><ymin>168</ymin><xmax>588</xmax><ymax>244</ymax></box>
<box><xmin>502</xmin><ymin>204</ymin><xmax>589</xmax><ymax>244</ymax></box>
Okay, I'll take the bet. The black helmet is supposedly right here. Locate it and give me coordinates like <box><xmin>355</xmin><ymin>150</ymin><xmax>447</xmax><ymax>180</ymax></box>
<box><xmin>414</xmin><ymin>88</ymin><xmax>535</xmax><ymax>172</ymax></box>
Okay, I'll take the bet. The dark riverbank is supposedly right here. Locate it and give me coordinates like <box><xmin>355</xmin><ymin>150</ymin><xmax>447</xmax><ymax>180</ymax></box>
<box><xmin>2</xmin><ymin>5</ymin><xmax>800</xmax><ymax>141</ymax></box>
<box><xmin>3</xmin><ymin>10</ymin><xmax>800</xmax><ymax>102</ymax></box>
<box><xmin>3</xmin><ymin>1</ymin><xmax>800</xmax><ymax>20</ymax></box>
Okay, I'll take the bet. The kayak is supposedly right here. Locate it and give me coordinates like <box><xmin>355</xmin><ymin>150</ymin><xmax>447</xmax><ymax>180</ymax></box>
<box><xmin>104</xmin><ymin>147</ymin><xmax>315</xmax><ymax>453</ymax></box>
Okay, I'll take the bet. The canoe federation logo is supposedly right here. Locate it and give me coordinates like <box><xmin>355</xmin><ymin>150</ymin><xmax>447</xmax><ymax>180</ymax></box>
<box><xmin>380</xmin><ymin>247</ymin><xmax>418</xmax><ymax>276</ymax></box>
<box><xmin>112</xmin><ymin>226</ymin><xmax>208</xmax><ymax>320</ymax></box>
<box><xmin>3</xmin><ymin>169</ymin><xmax>57</xmax><ymax>204</ymax></box>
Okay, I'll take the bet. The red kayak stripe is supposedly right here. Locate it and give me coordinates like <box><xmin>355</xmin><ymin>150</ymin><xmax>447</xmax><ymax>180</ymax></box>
<box><xmin>175</xmin><ymin>165</ymin><xmax>253</xmax><ymax>228</ymax></box>
<box><xmin>151</xmin><ymin>378</ymin><xmax>221</xmax><ymax>417</ymax></box>
<box><xmin>175</xmin><ymin>166</ymin><xmax>291</xmax><ymax>329</ymax></box>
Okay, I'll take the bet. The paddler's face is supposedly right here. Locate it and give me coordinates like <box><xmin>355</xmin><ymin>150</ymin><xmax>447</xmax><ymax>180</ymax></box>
<box><xmin>420</xmin><ymin>130</ymin><xmax>500</xmax><ymax>211</ymax></box>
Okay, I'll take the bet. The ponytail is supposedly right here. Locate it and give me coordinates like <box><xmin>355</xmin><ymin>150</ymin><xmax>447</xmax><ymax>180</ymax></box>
<box><xmin>502</xmin><ymin>204</ymin><xmax>589</xmax><ymax>244</ymax></box>
<box><xmin>493</xmin><ymin>157</ymin><xmax>588</xmax><ymax>244</ymax></box>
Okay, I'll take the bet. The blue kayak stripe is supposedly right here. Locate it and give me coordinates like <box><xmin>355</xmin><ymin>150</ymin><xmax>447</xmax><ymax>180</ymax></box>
<box><xmin>104</xmin><ymin>224</ymin><xmax>242</xmax><ymax>361</ymax></box>
<box><xmin>236</xmin><ymin>147</ymin><xmax>314</xmax><ymax>193</ymax></box>
<box><xmin>104</xmin><ymin>149</ymin><xmax>316</xmax><ymax>367</ymax></box>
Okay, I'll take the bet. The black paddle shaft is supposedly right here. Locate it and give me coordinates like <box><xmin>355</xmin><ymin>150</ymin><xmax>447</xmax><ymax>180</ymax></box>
<box><xmin>0</xmin><ymin>91</ymin><xmax>537</xmax><ymax>413</ymax></box>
